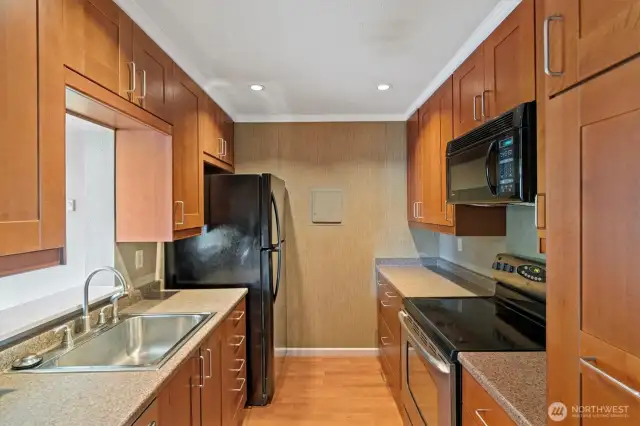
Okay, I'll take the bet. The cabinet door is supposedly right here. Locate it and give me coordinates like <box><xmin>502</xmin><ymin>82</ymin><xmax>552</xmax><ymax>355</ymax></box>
<box><xmin>452</xmin><ymin>48</ymin><xmax>484</xmax><ymax>138</ymax></box>
<box><xmin>534</xmin><ymin>0</ymin><xmax>547</xmax><ymax>253</ymax></box>
<box><xmin>62</xmin><ymin>0</ymin><xmax>132</xmax><ymax>98</ymax></box>
<box><xmin>483</xmin><ymin>0</ymin><xmax>535</xmax><ymax>119</ymax></box>
<box><xmin>544</xmin><ymin>0</ymin><xmax>640</xmax><ymax>96</ymax></box>
<box><xmin>0</xmin><ymin>0</ymin><xmax>65</xmax><ymax>261</ymax></box>
<box><xmin>132</xmin><ymin>400</ymin><xmax>160</xmax><ymax>426</ymax></box>
<box><xmin>221</xmin><ymin>110</ymin><xmax>234</xmax><ymax>166</ymax></box>
<box><xmin>201</xmin><ymin>330</ymin><xmax>222</xmax><ymax>426</ymax></box>
<box><xmin>132</xmin><ymin>25</ymin><xmax>172</xmax><ymax>122</ymax></box>
<box><xmin>406</xmin><ymin>111</ymin><xmax>421</xmax><ymax>223</ymax></box>
<box><xmin>201</xmin><ymin>97</ymin><xmax>222</xmax><ymax>160</ymax></box>
<box><xmin>159</xmin><ymin>354</ymin><xmax>201</xmax><ymax>426</ymax></box>
<box><xmin>172</xmin><ymin>66</ymin><xmax>204</xmax><ymax>232</ymax></box>
<box><xmin>547</xmin><ymin>53</ymin><xmax>640</xmax><ymax>426</ymax></box>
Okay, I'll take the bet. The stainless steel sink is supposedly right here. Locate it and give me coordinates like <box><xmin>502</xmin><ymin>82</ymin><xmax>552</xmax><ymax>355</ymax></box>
<box><xmin>16</xmin><ymin>313</ymin><xmax>214</xmax><ymax>373</ymax></box>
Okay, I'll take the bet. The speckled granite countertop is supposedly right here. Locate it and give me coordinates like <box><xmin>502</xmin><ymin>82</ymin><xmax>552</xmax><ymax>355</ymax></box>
<box><xmin>0</xmin><ymin>288</ymin><xmax>247</xmax><ymax>426</ymax></box>
<box><xmin>459</xmin><ymin>352</ymin><xmax>546</xmax><ymax>426</ymax></box>
<box><xmin>377</xmin><ymin>265</ymin><xmax>487</xmax><ymax>298</ymax></box>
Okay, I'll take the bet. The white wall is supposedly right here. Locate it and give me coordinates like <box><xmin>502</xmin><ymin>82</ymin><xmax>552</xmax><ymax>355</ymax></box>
<box><xmin>0</xmin><ymin>115</ymin><xmax>115</xmax><ymax>311</ymax></box>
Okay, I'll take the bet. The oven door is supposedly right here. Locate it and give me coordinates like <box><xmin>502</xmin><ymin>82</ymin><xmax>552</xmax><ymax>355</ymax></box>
<box><xmin>446</xmin><ymin>138</ymin><xmax>500</xmax><ymax>204</ymax></box>
<box><xmin>399</xmin><ymin>310</ymin><xmax>456</xmax><ymax>426</ymax></box>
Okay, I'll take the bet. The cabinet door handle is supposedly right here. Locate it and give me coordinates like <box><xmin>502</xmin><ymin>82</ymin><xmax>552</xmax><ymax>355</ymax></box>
<box><xmin>444</xmin><ymin>201</ymin><xmax>449</xmax><ymax>222</ymax></box>
<box><xmin>473</xmin><ymin>94</ymin><xmax>481</xmax><ymax>121</ymax></box>
<box><xmin>175</xmin><ymin>201</ymin><xmax>185</xmax><ymax>225</ymax></box>
<box><xmin>385</xmin><ymin>292</ymin><xmax>398</xmax><ymax>298</ymax></box>
<box><xmin>581</xmin><ymin>357</ymin><xmax>640</xmax><ymax>399</ymax></box>
<box><xmin>218</xmin><ymin>138</ymin><xmax>224</xmax><ymax>156</ymax></box>
<box><xmin>380</xmin><ymin>336</ymin><xmax>392</xmax><ymax>346</ymax></box>
<box><xmin>230</xmin><ymin>335</ymin><xmax>245</xmax><ymax>347</ymax></box>
<box><xmin>417</xmin><ymin>201</ymin><xmax>424</xmax><ymax>219</ymax></box>
<box><xmin>194</xmin><ymin>355</ymin><xmax>205</xmax><ymax>388</ymax></box>
<box><xmin>126</xmin><ymin>62</ymin><xmax>136</xmax><ymax>94</ymax></box>
<box><xmin>543</xmin><ymin>15</ymin><xmax>564</xmax><ymax>77</ymax></box>
<box><xmin>137</xmin><ymin>69</ymin><xmax>147</xmax><ymax>100</ymax></box>
<box><xmin>380</xmin><ymin>300</ymin><xmax>391</xmax><ymax>308</ymax></box>
<box><xmin>481</xmin><ymin>90</ymin><xmax>489</xmax><ymax>119</ymax></box>
<box><xmin>205</xmin><ymin>349</ymin><xmax>212</xmax><ymax>379</ymax></box>
<box><xmin>412</xmin><ymin>202</ymin><xmax>417</xmax><ymax>219</ymax></box>
<box><xmin>534</xmin><ymin>194</ymin><xmax>539</xmax><ymax>228</ymax></box>
<box><xmin>475</xmin><ymin>409</ymin><xmax>490</xmax><ymax>426</ymax></box>
<box><xmin>230</xmin><ymin>358</ymin><xmax>245</xmax><ymax>372</ymax></box>
<box><xmin>223</xmin><ymin>139</ymin><xmax>227</xmax><ymax>157</ymax></box>
<box><xmin>232</xmin><ymin>377</ymin><xmax>246</xmax><ymax>392</ymax></box>
<box><xmin>231</xmin><ymin>311</ymin><xmax>245</xmax><ymax>321</ymax></box>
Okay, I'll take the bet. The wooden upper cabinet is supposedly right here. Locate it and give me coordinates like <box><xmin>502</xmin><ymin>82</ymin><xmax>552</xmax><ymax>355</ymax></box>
<box><xmin>61</xmin><ymin>0</ymin><xmax>132</xmax><ymax>97</ymax></box>
<box><xmin>221</xmin><ymin>110</ymin><xmax>235</xmax><ymax>166</ymax></box>
<box><xmin>0</xmin><ymin>0</ymin><xmax>65</xmax><ymax>271</ymax></box>
<box><xmin>132</xmin><ymin>24</ymin><xmax>173</xmax><ymax>123</ymax></box>
<box><xmin>547</xmin><ymin>53</ymin><xmax>640</xmax><ymax>426</ymax></box>
<box><xmin>201</xmin><ymin>97</ymin><xmax>233</xmax><ymax>167</ymax></box>
<box><xmin>406</xmin><ymin>111</ymin><xmax>422</xmax><ymax>223</ymax></box>
<box><xmin>172</xmin><ymin>66</ymin><xmax>204</xmax><ymax>232</ymax></box>
<box><xmin>452</xmin><ymin>47</ymin><xmax>485</xmax><ymax>138</ymax></box>
<box><xmin>534</xmin><ymin>0</ymin><xmax>547</xmax><ymax>253</ymax></box>
<box><xmin>544</xmin><ymin>0</ymin><xmax>640</xmax><ymax>96</ymax></box>
<box><xmin>483</xmin><ymin>0</ymin><xmax>535</xmax><ymax>119</ymax></box>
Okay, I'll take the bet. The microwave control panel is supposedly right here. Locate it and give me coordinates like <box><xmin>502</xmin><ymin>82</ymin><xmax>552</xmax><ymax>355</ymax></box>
<box><xmin>497</xmin><ymin>137</ymin><xmax>516</xmax><ymax>195</ymax></box>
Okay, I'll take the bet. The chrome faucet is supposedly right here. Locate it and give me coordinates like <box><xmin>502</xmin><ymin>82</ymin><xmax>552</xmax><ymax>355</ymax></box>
<box><xmin>81</xmin><ymin>266</ymin><xmax>130</xmax><ymax>333</ymax></box>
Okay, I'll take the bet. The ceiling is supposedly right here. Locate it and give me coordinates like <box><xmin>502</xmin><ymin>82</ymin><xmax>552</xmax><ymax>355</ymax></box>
<box><xmin>116</xmin><ymin>0</ymin><xmax>520</xmax><ymax>122</ymax></box>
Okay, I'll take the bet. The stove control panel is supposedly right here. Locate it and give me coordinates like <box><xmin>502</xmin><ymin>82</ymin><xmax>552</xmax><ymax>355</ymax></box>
<box><xmin>492</xmin><ymin>254</ymin><xmax>546</xmax><ymax>301</ymax></box>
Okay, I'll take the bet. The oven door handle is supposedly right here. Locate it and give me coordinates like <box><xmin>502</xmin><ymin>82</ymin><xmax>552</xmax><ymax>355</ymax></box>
<box><xmin>484</xmin><ymin>140</ymin><xmax>498</xmax><ymax>195</ymax></box>
<box><xmin>398</xmin><ymin>311</ymin><xmax>450</xmax><ymax>374</ymax></box>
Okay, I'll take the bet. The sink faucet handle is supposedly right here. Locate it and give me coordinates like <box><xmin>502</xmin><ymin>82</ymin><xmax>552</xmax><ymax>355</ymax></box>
<box><xmin>109</xmin><ymin>293</ymin><xmax>122</xmax><ymax>323</ymax></box>
<box><xmin>98</xmin><ymin>305</ymin><xmax>114</xmax><ymax>326</ymax></box>
<box><xmin>53</xmin><ymin>325</ymin><xmax>74</xmax><ymax>348</ymax></box>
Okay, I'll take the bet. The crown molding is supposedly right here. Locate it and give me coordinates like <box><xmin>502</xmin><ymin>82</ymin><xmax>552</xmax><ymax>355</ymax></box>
<box><xmin>235</xmin><ymin>114</ymin><xmax>407</xmax><ymax>123</ymax></box>
<box><xmin>403</xmin><ymin>0</ymin><xmax>522</xmax><ymax>120</ymax></box>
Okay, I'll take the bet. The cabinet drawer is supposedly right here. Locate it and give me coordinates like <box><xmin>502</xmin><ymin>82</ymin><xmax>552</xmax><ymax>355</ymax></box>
<box><xmin>377</xmin><ymin>277</ymin><xmax>401</xmax><ymax>338</ymax></box>
<box><xmin>133</xmin><ymin>399</ymin><xmax>159</xmax><ymax>426</ymax></box>
<box><xmin>378</xmin><ymin>313</ymin><xmax>400</xmax><ymax>388</ymax></box>
<box><xmin>227</xmin><ymin>298</ymin><xmax>246</xmax><ymax>336</ymax></box>
<box><xmin>462</xmin><ymin>369</ymin><xmax>516</xmax><ymax>426</ymax></box>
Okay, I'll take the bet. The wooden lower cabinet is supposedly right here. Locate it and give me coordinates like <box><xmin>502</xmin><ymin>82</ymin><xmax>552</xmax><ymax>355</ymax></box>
<box><xmin>157</xmin><ymin>297</ymin><xmax>246</xmax><ymax>426</ymax></box>
<box><xmin>377</xmin><ymin>274</ymin><xmax>402</xmax><ymax>411</ymax></box>
<box><xmin>133</xmin><ymin>399</ymin><xmax>160</xmax><ymax>426</ymax></box>
<box><xmin>462</xmin><ymin>369</ymin><xmax>515</xmax><ymax>426</ymax></box>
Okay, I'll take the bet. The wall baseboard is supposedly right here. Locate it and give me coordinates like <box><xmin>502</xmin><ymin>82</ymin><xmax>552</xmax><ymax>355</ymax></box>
<box><xmin>277</xmin><ymin>348</ymin><xmax>379</xmax><ymax>357</ymax></box>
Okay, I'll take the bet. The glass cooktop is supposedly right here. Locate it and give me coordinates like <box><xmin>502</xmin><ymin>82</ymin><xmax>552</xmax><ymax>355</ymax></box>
<box><xmin>404</xmin><ymin>294</ymin><xmax>545</xmax><ymax>361</ymax></box>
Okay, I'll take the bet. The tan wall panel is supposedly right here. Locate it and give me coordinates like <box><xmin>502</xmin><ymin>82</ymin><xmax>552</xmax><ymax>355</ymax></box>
<box><xmin>235</xmin><ymin>122</ymin><xmax>420</xmax><ymax>348</ymax></box>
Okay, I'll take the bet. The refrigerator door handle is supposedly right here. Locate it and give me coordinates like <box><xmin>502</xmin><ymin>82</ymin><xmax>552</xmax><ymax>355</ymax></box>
<box><xmin>271</xmin><ymin>193</ymin><xmax>283</xmax><ymax>302</ymax></box>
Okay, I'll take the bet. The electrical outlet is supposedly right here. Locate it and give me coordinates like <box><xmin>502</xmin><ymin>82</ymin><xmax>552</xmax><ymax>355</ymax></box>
<box><xmin>457</xmin><ymin>238</ymin><xmax>463</xmax><ymax>252</ymax></box>
<box><xmin>135</xmin><ymin>250</ymin><xmax>144</xmax><ymax>270</ymax></box>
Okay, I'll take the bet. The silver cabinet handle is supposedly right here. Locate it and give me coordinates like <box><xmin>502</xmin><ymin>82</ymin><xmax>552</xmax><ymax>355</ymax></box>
<box><xmin>194</xmin><ymin>355</ymin><xmax>205</xmax><ymax>388</ymax></box>
<box><xmin>534</xmin><ymin>194</ymin><xmax>539</xmax><ymax>228</ymax></box>
<box><xmin>232</xmin><ymin>377</ymin><xmax>246</xmax><ymax>392</ymax></box>
<box><xmin>149</xmin><ymin>422</ymin><xmax>156</xmax><ymax>426</ymax></box>
<box><xmin>231</xmin><ymin>311</ymin><xmax>245</xmax><ymax>321</ymax></box>
<box><xmin>412</xmin><ymin>202</ymin><xmax>417</xmax><ymax>219</ymax></box>
<box><xmin>231</xmin><ymin>335</ymin><xmax>245</xmax><ymax>347</ymax></box>
<box><xmin>580</xmin><ymin>357</ymin><xmax>640</xmax><ymax>399</ymax></box>
<box><xmin>230</xmin><ymin>358</ymin><xmax>245</xmax><ymax>372</ymax></box>
<box><xmin>137</xmin><ymin>69</ymin><xmax>147</xmax><ymax>100</ymax></box>
<box><xmin>417</xmin><ymin>201</ymin><xmax>424</xmax><ymax>219</ymax></box>
<box><xmin>205</xmin><ymin>349</ymin><xmax>212</xmax><ymax>379</ymax></box>
<box><xmin>444</xmin><ymin>201</ymin><xmax>450</xmax><ymax>222</ymax></box>
<box><xmin>175</xmin><ymin>201</ymin><xmax>185</xmax><ymax>225</ymax></box>
<box><xmin>380</xmin><ymin>336</ymin><xmax>392</xmax><ymax>346</ymax></box>
<box><xmin>385</xmin><ymin>292</ymin><xmax>398</xmax><ymax>298</ymax></box>
<box><xmin>481</xmin><ymin>90</ymin><xmax>489</xmax><ymax>119</ymax></box>
<box><xmin>380</xmin><ymin>300</ymin><xmax>391</xmax><ymax>308</ymax></box>
<box><xmin>543</xmin><ymin>15</ymin><xmax>564</xmax><ymax>77</ymax></box>
<box><xmin>475</xmin><ymin>409</ymin><xmax>490</xmax><ymax>426</ymax></box>
<box><xmin>223</xmin><ymin>139</ymin><xmax>227</xmax><ymax>157</ymax></box>
<box><xmin>218</xmin><ymin>138</ymin><xmax>224</xmax><ymax>157</ymax></box>
<box><xmin>126</xmin><ymin>62</ymin><xmax>136</xmax><ymax>94</ymax></box>
<box><xmin>473</xmin><ymin>94</ymin><xmax>481</xmax><ymax>121</ymax></box>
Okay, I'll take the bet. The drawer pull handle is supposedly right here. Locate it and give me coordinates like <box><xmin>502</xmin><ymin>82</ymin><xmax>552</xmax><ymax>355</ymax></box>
<box><xmin>475</xmin><ymin>409</ymin><xmax>490</xmax><ymax>426</ymax></box>
<box><xmin>149</xmin><ymin>422</ymin><xmax>156</xmax><ymax>426</ymax></box>
<box><xmin>230</xmin><ymin>358</ymin><xmax>245</xmax><ymax>372</ymax></box>
<box><xmin>384</xmin><ymin>292</ymin><xmax>398</xmax><ymax>298</ymax></box>
<box><xmin>380</xmin><ymin>301</ymin><xmax>391</xmax><ymax>308</ymax></box>
<box><xmin>231</xmin><ymin>311</ymin><xmax>245</xmax><ymax>321</ymax></box>
<box><xmin>581</xmin><ymin>357</ymin><xmax>640</xmax><ymax>399</ymax></box>
<box><xmin>231</xmin><ymin>335</ymin><xmax>245</xmax><ymax>347</ymax></box>
<box><xmin>380</xmin><ymin>336</ymin><xmax>392</xmax><ymax>346</ymax></box>
<box><xmin>232</xmin><ymin>377</ymin><xmax>246</xmax><ymax>392</ymax></box>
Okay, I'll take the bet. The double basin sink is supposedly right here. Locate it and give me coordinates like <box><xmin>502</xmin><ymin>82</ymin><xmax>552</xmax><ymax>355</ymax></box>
<box><xmin>16</xmin><ymin>312</ymin><xmax>215</xmax><ymax>373</ymax></box>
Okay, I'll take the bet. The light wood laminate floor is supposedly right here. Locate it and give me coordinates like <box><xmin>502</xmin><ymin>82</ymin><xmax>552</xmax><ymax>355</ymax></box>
<box><xmin>243</xmin><ymin>357</ymin><xmax>403</xmax><ymax>425</ymax></box>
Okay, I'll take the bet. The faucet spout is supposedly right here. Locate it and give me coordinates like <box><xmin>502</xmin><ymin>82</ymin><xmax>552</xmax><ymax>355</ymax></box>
<box><xmin>82</xmin><ymin>266</ymin><xmax>129</xmax><ymax>333</ymax></box>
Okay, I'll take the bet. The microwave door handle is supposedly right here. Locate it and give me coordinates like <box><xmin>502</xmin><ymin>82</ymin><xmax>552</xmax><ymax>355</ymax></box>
<box><xmin>485</xmin><ymin>141</ymin><xmax>498</xmax><ymax>195</ymax></box>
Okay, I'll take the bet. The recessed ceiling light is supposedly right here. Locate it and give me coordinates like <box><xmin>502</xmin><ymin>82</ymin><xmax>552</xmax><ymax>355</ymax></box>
<box><xmin>250</xmin><ymin>84</ymin><xmax>264</xmax><ymax>91</ymax></box>
<box><xmin>377</xmin><ymin>84</ymin><xmax>392</xmax><ymax>91</ymax></box>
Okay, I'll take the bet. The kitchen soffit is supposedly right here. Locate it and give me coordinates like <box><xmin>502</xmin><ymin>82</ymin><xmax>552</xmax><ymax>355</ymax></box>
<box><xmin>115</xmin><ymin>0</ymin><xmax>520</xmax><ymax>122</ymax></box>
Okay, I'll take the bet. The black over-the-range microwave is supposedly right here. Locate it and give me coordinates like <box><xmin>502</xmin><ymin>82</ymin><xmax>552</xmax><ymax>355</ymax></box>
<box><xmin>446</xmin><ymin>101</ymin><xmax>537</xmax><ymax>204</ymax></box>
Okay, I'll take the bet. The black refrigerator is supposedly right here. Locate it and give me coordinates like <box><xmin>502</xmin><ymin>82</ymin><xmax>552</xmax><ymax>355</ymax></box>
<box><xmin>165</xmin><ymin>173</ymin><xmax>287</xmax><ymax>406</ymax></box>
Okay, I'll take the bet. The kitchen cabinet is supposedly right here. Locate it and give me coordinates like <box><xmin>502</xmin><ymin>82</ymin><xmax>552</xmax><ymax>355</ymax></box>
<box><xmin>172</xmin><ymin>65</ymin><xmax>205</xmax><ymax>234</ymax></box>
<box><xmin>546</xmin><ymin>51</ymin><xmax>640</xmax><ymax>426</ymax></box>
<box><xmin>483</xmin><ymin>0</ymin><xmax>535</xmax><ymax>120</ymax></box>
<box><xmin>202</xmin><ymin>97</ymin><xmax>235</xmax><ymax>168</ymax></box>
<box><xmin>132</xmin><ymin>24</ymin><xmax>173</xmax><ymax>122</ymax></box>
<box><xmin>62</xmin><ymin>0</ymin><xmax>132</xmax><ymax>99</ymax></box>
<box><xmin>222</xmin><ymin>298</ymin><xmax>247</xmax><ymax>426</ymax></box>
<box><xmin>452</xmin><ymin>48</ymin><xmax>485</xmax><ymax>138</ymax></box>
<box><xmin>534</xmin><ymin>0</ymin><xmax>547</xmax><ymax>253</ymax></box>
<box><xmin>0</xmin><ymin>0</ymin><xmax>65</xmax><ymax>275</ymax></box>
<box><xmin>543</xmin><ymin>0</ymin><xmax>640</xmax><ymax>97</ymax></box>
<box><xmin>408</xmin><ymin>78</ymin><xmax>506</xmax><ymax>236</ymax></box>
<box><xmin>132</xmin><ymin>399</ymin><xmax>160</xmax><ymax>426</ymax></box>
<box><xmin>377</xmin><ymin>273</ymin><xmax>402</xmax><ymax>411</ymax></box>
<box><xmin>159</xmin><ymin>350</ymin><xmax>202</xmax><ymax>426</ymax></box>
<box><xmin>462</xmin><ymin>369</ymin><xmax>516</xmax><ymax>426</ymax></box>
<box><xmin>201</xmin><ymin>329</ymin><xmax>223</xmax><ymax>426</ymax></box>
